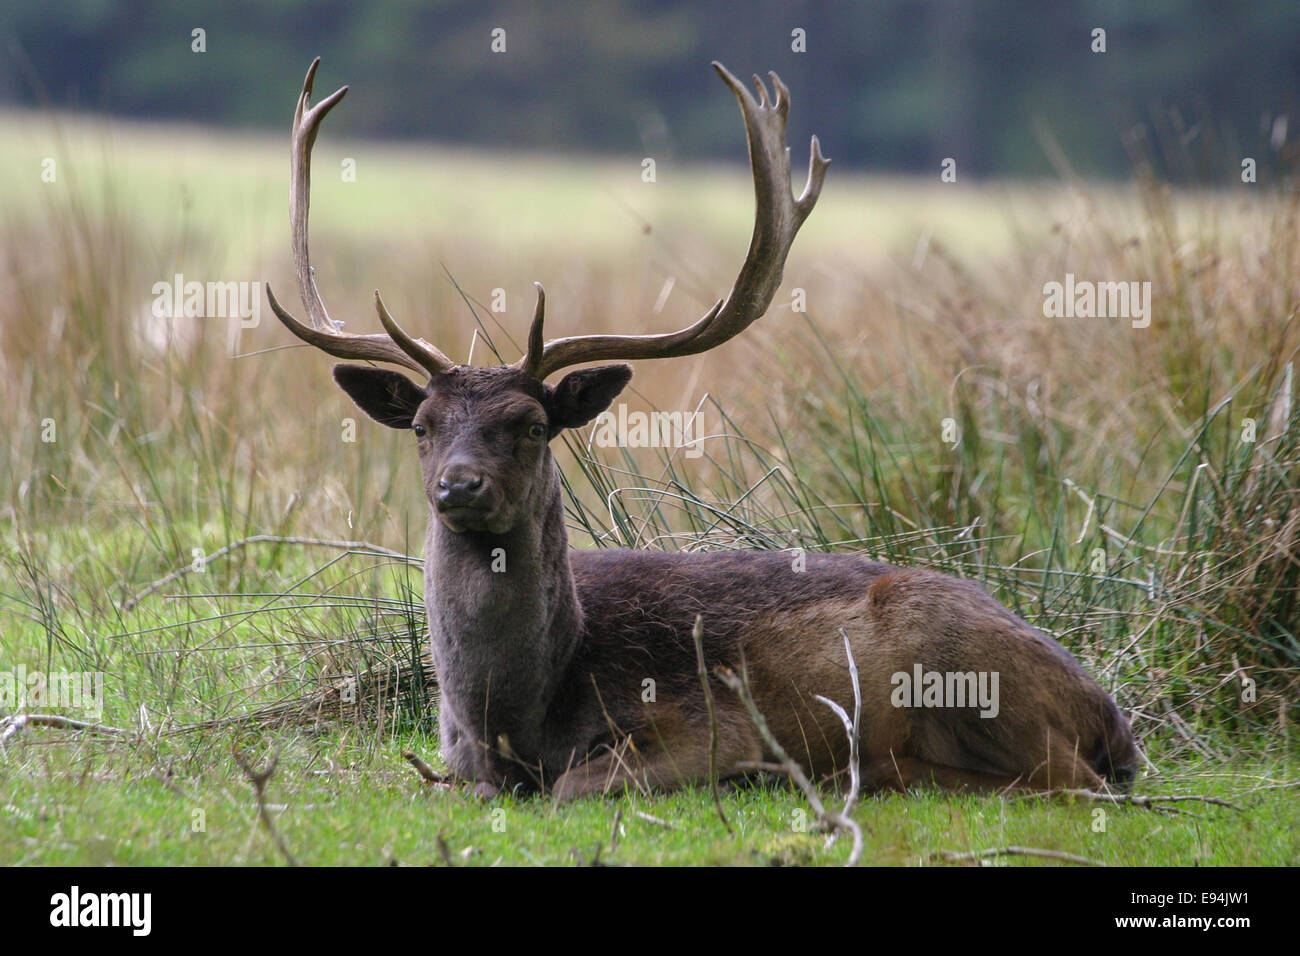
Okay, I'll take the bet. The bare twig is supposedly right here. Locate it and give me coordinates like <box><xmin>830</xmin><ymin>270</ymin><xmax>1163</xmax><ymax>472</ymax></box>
<box><xmin>812</xmin><ymin>628</ymin><xmax>864</xmax><ymax>865</ymax></box>
<box><xmin>632</xmin><ymin>809</ymin><xmax>675</xmax><ymax>829</ymax></box>
<box><xmin>123</xmin><ymin>535</ymin><xmax>420</xmax><ymax>611</ymax></box>
<box><xmin>1039</xmin><ymin>788</ymin><xmax>1246</xmax><ymax>812</ymax></box>
<box><xmin>715</xmin><ymin>660</ymin><xmax>825</xmax><ymax>816</ymax></box>
<box><xmin>935</xmin><ymin>845</ymin><xmax>1100</xmax><ymax>867</ymax></box>
<box><xmin>232</xmin><ymin>745</ymin><xmax>298</xmax><ymax>866</ymax></box>
<box><xmin>578</xmin><ymin>674</ymin><xmax>652</xmax><ymax>799</ymax></box>
<box><xmin>0</xmin><ymin>713</ymin><xmax>129</xmax><ymax>751</ymax></box>
<box><xmin>691</xmin><ymin>614</ymin><xmax>731</xmax><ymax>833</ymax></box>
<box><xmin>609</xmin><ymin>806</ymin><xmax>624</xmax><ymax>854</ymax></box>
<box><xmin>402</xmin><ymin>750</ymin><xmax>447</xmax><ymax>783</ymax></box>
<box><xmin>436</xmin><ymin>833</ymin><xmax>456</xmax><ymax>867</ymax></box>
<box><xmin>569</xmin><ymin>841</ymin><xmax>605</xmax><ymax>867</ymax></box>
<box><xmin>1235</xmin><ymin>779</ymin><xmax>1300</xmax><ymax>793</ymax></box>
<box><xmin>716</xmin><ymin>655</ymin><xmax>863</xmax><ymax>865</ymax></box>
<box><xmin>815</xmin><ymin>632</ymin><xmax>863</xmax><ymax>810</ymax></box>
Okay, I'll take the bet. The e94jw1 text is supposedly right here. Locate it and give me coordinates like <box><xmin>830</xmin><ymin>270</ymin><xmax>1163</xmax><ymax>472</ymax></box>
<box><xmin>1132</xmin><ymin>893</ymin><xmax>1247</xmax><ymax>908</ymax></box>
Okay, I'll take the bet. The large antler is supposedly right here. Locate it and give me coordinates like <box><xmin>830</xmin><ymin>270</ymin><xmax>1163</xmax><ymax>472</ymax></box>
<box><xmin>516</xmin><ymin>61</ymin><xmax>828</xmax><ymax>381</ymax></box>
<box><xmin>266</xmin><ymin>58</ymin><xmax>454</xmax><ymax>379</ymax></box>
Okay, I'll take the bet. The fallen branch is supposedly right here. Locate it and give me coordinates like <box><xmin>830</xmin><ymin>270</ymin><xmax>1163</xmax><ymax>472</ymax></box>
<box><xmin>1236</xmin><ymin>779</ymin><xmax>1300</xmax><ymax>793</ymax></box>
<box><xmin>812</xmin><ymin>628</ymin><xmax>864</xmax><ymax>866</ymax></box>
<box><xmin>608</xmin><ymin>806</ymin><xmax>624</xmax><ymax>854</ymax></box>
<box><xmin>691</xmin><ymin>614</ymin><xmax>731</xmax><ymax>834</ymax></box>
<box><xmin>1042</xmin><ymin>788</ymin><xmax>1245</xmax><ymax>812</ymax></box>
<box><xmin>402</xmin><ymin>750</ymin><xmax>447</xmax><ymax>784</ymax></box>
<box><xmin>232</xmin><ymin>745</ymin><xmax>298</xmax><ymax>866</ymax></box>
<box><xmin>632</xmin><ymin>809</ymin><xmax>675</xmax><ymax>830</ymax></box>
<box><xmin>716</xmin><ymin>661</ymin><xmax>825</xmax><ymax>815</ymax></box>
<box><xmin>0</xmin><ymin>713</ymin><xmax>129</xmax><ymax>750</ymax></box>
<box><xmin>935</xmin><ymin>845</ymin><xmax>1100</xmax><ymax>867</ymax></box>
<box><xmin>716</xmin><ymin>652</ymin><xmax>863</xmax><ymax>866</ymax></box>
<box><xmin>123</xmin><ymin>535</ymin><xmax>420</xmax><ymax>611</ymax></box>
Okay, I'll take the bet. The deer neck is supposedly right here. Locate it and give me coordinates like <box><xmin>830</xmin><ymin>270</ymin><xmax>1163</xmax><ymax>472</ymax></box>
<box><xmin>423</xmin><ymin>459</ymin><xmax>582</xmax><ymax>707</ymax></box>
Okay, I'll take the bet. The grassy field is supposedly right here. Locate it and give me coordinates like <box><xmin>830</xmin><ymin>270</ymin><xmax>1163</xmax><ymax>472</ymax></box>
<box><xmin>1</xmin><ymin>108</ymin><xmax>1297</xmax><ymax>866</ymax></box>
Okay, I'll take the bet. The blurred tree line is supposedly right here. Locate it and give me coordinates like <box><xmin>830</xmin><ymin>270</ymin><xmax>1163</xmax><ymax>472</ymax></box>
<box><xmin>3</xmin><ymin>0</ymin><xmax>1298</xmax><ymax>179</ymax></box>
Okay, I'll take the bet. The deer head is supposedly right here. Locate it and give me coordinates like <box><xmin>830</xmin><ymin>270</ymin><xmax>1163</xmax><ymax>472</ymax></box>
<box><xmin>334</xmin><ymin>360</ymin><xmax>631</xmax><ymax>534</ymax></box>
<box><xmin>266</xmin><ymin>58</ymin><xmax>828</xmax><ymax>538</ymax></box>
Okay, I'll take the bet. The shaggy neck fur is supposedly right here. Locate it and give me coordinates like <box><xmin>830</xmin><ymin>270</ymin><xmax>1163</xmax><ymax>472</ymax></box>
<box><xmin>424</xmin><ymin>455</ymin><xmax>582</xmax><ymax>772</ymax></box>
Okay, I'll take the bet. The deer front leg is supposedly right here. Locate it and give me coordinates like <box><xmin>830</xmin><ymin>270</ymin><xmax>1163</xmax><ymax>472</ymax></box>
<box><xmin>551</xmin><ymin>704</ymin><xmax>761</xmax><ymax>801</ymax></box>
<box><xmin>435</xmin><ymin>710</ymin><xmax>535</xmax><ymax>797</ymax></box>
<box><xmin>861</xmin><ymin>755</ymin><xmax>1026</xmax><ymax>794</ymax></box>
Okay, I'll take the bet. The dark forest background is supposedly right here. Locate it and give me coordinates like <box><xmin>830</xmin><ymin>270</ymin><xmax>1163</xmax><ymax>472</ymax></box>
<box><xmin>3</xmin><ymin>0</ymin><xmax>1299</xmax><ymax>179</ymax></box>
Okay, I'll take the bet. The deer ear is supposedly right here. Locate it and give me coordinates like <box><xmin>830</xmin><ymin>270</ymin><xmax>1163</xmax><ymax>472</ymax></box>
<box><xmin>332</xmin><ymin>364</ymin><xmax>426</xmax><ymax>429</ymax></box>
<box><xmin>545</xmin><ymin>364</ymin><xmax>632</xmax><ymax>431</ymax></box>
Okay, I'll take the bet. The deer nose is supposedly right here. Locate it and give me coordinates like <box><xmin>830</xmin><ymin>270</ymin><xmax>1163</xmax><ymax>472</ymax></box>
<box><xmin>437</xmin><ymin>470</ymin><xmax>487</xmax><ymax>509</ymax></box>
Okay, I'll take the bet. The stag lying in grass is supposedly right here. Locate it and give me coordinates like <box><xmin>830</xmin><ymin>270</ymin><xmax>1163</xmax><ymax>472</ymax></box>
<box><xmin>266</xmin><ymin>58</ymin><xmax>1139</xmax><ymax>800</ymax></box>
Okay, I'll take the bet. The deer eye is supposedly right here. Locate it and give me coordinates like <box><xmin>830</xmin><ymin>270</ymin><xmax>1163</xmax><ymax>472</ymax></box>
<box><xmin>413</xmin><ymin>423</ymin><xmax>427</xmax><ymax>437</ymax></box>
<box><xmin>528</xmin><ymin>423</ymin><xmax>547</xmax><ymax>441</ymax></box>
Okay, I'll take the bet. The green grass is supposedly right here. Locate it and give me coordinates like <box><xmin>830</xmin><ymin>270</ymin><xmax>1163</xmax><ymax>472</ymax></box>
<box><xmin>1</xmin><ymin>108</ymin><xmax>1297</xmax><ymax>866</ymax></box>
<box><xmin>4</xmin><ymin>729</ymin><xmax>1294</xmax><ymax>866</ymax></box>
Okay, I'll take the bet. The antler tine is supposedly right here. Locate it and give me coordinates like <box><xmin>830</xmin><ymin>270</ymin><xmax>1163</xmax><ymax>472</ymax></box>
<box><xmin>266</xmin><ymin>285</ymin><xmax>431</xmax><ymax>375</ymax></box>
<box><xmin>372</xmin><ymin>290</ymin><xmax>454</xmax><ymax>369</ymax></box>
<box><xmin>517</xmin><ymin>61</ymin><xmax>829</xmax><ymax>381</ymax></box>
<box><xmin>269</xmin><ymin>57</ymin><xmax>454</xmax><ymax>380</ymax></box>
<box><xmin>522</xmin><ymin>283</ymin><xmax>547</xmax><ymax>376</ymax></box>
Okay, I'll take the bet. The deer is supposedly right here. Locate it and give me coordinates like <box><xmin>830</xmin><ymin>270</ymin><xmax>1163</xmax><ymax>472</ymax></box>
<box><xmin>265</xmin><ymin>58</ymin><xmax>1139</xmax><ymax>801</ymax></box>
